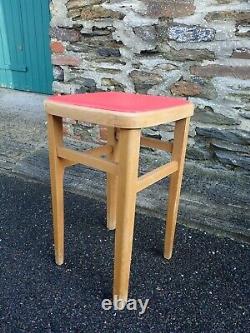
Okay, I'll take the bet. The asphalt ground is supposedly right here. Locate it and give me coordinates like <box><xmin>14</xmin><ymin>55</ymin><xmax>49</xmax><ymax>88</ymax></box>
<box><xmin>0</xmin><ymin>174</ymin><xmax>249</xmax><ymax>332</ymax></box>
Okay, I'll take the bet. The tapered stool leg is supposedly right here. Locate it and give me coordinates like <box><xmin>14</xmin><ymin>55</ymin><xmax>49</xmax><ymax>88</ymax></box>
<box><xmin>113</xmin><ymin>128</ymin><xmax>141</xmax><ymax>306</ymax></box>
<box><xmin>47</xmin><ymin>114</ymin><xmax>65</xmax><ymax>265</ymax></box>
<box><xmin>106</xmin><ymin>128</ymin><xmax>119</xmax><ymax>230</ymax></box>
<box><xmin>164</xmin><ymin>118</ymin><xmax>190</xmax><ymax>259</ymax></box>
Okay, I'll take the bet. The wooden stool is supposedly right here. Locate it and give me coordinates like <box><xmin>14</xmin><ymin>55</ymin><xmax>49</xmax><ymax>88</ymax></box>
<box><xmin>45</xmin><ymin>92</ymin><xmax>194</xmax><ymax>304</ymax></box>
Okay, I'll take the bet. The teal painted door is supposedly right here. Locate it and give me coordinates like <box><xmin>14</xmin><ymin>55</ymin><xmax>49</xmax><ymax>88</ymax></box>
<box><xmin>0</xmin><ymin>0</ymin><xmax>53</xmax><ymax>94</ymax></box>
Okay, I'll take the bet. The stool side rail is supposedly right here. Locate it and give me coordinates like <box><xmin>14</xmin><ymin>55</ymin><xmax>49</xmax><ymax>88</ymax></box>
<box><xmin>136</xmin><ymin>161</ymin><xmax>178</xmax><ymax>192</ymax></box>
<box><xmin>140</xmin><ymin>136</ymin><xmax>173</xmax><ymax>152</ymax></box>
<box><xmin>57</xmin><ymin>146</ymin><xmax>117</xmax><ymax>174</ymax></box>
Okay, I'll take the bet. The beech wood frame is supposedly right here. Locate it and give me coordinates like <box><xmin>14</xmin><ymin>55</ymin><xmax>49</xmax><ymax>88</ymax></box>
<box><xmin>46</xmin><ymin>102</ymin><xmax>193</xmax><ymax>305</ymax></box>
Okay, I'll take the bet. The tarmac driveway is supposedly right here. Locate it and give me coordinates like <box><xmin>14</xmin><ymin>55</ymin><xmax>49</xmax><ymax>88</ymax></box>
<box><xmin>0</xmin><ymin>174</ymin><xmax>249</xmax><ymax>332</ymax></box>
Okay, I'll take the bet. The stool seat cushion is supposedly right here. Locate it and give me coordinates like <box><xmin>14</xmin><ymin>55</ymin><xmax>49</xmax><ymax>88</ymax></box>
<box><xmin>48</xmin><ymin>92</ymin><xmax>189</xmax><ymax>113</ymax></box>
<box><xmin>45</xmin><ymin>92</ymin><xmax>194</xmax><ymax>128</ymax></box>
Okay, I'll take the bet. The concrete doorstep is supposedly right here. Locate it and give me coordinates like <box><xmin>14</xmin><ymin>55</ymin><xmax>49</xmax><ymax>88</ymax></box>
<box><xmin>0</xmin><ymin>88</ymin><xmax>249</xmax><ymax>244</ymax></box>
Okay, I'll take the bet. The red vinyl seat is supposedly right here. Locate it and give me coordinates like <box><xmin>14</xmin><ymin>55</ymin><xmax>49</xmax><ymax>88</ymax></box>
<box><xmin>48</xmin><ymin>91</ymin><xmax>189</xmax><ymax>113</ymax></box>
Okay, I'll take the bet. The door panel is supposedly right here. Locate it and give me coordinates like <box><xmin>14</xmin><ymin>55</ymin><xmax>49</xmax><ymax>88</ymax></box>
<box><xmin>0</xmin><ymin>0</ymin><xmax>52</xmax><ymax>94</ymax></box>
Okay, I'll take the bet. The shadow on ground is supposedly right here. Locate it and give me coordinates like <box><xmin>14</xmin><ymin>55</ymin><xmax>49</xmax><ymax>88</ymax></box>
<box><xmin>0</xmin><ymin>174</ymin><xmax>249</xmax><ymax>332</ymax></box>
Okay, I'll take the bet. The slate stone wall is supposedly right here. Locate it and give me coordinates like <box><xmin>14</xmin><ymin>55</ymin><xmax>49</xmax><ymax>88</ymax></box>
<box><xmin>50</xmin><ymin>0</ymin><xmax>250</xmax><ymax>171</ymax></box>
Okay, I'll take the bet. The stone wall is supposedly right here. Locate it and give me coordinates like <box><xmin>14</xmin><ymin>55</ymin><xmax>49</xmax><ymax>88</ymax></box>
<box><xmin>50</xmin><ymin>0</ymin><xmax>250</xmax><ymax>171</ymax></box>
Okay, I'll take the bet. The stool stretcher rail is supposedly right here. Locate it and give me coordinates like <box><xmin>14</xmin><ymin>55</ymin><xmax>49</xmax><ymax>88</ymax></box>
<box><xmin>136</xmin><ymin>161</ymin><xmax>178</xmax><ymax>192</ymax></box>
<box><xmin>140</xmin><ymin>136</ymin><xmax>173</xmax><ymax>153</ymax></box>
<box><xmin>59</xmin><ymin>144</ymin><xmax>113</xmax><ymax>168</ymax></box>
<box><xmin>57</xmin><ymin>146</ymin><xmax>117</xmax><ymax>174</ymax></box>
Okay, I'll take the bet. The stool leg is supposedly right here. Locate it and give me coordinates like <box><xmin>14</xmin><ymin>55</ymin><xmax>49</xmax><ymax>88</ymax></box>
<box><xmin>106</xmin><ymin>128</ymin><xmax>118</xmax><ymax>230</ymax></box>
<box><xmin>113</xmin><ymin>128</ymin><xmax>141</xmax><ymax>306</ymax></box>
<box><xmin>47</xmin><ymin>114</ymin><xmax>65</xmax><ymax>265</ymax></box>
<box><xmin>164</xmin><ymin>117</ymin><xmax>190</xmax><ymax>260</ymax></box>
